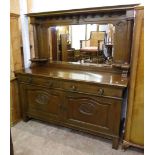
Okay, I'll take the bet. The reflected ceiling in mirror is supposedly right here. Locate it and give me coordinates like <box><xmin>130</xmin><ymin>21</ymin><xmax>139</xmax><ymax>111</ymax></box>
<box><xmin>48</xmin><ymin>24</ymin><xmax>115</xmax><ymax>64</ymax></box>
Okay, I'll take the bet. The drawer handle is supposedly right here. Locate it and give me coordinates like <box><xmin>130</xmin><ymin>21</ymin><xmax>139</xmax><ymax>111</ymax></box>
<box><xmin>69</xmin><ymin>85</ymin><xmax>77</xmax><ymax>91</ymax></box>
<box><xmin>98</xmin><ymin>88</ymin><xmax>104</xmax><ymax>95</ymax></box>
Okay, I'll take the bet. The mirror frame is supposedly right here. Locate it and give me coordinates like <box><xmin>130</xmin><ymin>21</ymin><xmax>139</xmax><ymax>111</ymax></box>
<box><xmin>27</xmin><ymin>4</ymin><xmax>138</xmax><ymax>70</ymax></box>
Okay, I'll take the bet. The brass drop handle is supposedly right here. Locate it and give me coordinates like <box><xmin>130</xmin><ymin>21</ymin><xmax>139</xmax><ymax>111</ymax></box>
<box><xmin>98</xmin><ymin>88</ymin><xmax>104</xmax><ymax>95</ymax></box>
<box><xmin>70</xmin><ymin>85</ymin><xmax>77</xmax><ymax>91</ymax></box>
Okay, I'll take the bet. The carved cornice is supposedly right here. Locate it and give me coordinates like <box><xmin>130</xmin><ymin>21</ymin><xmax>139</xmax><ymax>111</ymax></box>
<box><xmin>26</xmin><ymin>4</ymin><xmax>140</xmax><ymax>17</ymax></box>
<box><xmin>27</xmin><ymin>4</ymin><xmax>138</xmax><ymax>25</ymax></box>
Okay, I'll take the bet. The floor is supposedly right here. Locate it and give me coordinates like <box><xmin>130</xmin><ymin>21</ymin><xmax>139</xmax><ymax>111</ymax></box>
<box><xmin>11</xmin><ymin>120</ymin><xmax>144</xmax><ymax>155</ymax></box>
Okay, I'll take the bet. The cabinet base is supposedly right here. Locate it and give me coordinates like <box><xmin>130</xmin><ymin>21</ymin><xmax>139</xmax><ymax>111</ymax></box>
<box><xmin>23</xmin><ymin>114</ymin><xmax>120</xmax><ymax>149</ymax></box>
<box><xmin>23</xmin><ymin>115</ymin><xmax>30</xmax><ymax>122</ymax></box>
<box><xmin>112</xmin><ymin>137</ymin><xmax>120</xmax><ymax>149</ymax></box>
<box><xmin>122</xmin><ymin>140</ymin><xmax>144</xmax><ymax>150</ymax></box>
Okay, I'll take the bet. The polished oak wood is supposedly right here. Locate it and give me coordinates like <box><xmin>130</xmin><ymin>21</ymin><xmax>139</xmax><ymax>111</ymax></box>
<box><xmin>16</xmin><ymin>65</ymin><xmax>128</xmax><ymax>88</ymax></box>
<box><xmin>15</xmin><ymin>63</ymin><xmax>128</xmax><ymax>149</ymax></box>
<box><xmin>15</xmin><ymin>4</ymin><xmax>141</xmax><ymax>150</ymax></box>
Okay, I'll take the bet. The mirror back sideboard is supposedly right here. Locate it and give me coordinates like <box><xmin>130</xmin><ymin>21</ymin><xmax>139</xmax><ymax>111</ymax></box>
<box><xmin>15</xmin><ymin>4</ymin><xmax>140</xmax><ymax>149</ymax></box>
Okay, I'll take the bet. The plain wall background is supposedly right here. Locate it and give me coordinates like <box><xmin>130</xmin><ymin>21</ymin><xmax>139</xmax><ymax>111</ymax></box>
<box><xmin>27</xmin><ymin>0</ymin><xmax>144</xmax><ymax>13</ymax></box>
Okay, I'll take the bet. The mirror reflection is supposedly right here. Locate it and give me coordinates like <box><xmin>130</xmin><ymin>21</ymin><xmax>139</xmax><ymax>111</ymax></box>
<box><xmin>48</xmin><ymin>24</ymin><xmax>115</xmax><ymax>64</ymax></box>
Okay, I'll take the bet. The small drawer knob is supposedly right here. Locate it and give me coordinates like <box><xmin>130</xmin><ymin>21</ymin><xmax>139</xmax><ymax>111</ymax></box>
<box><xmin>98</xmin><ymin>88</ymin><xmax>104</xmax><ymax>95</ymax></box>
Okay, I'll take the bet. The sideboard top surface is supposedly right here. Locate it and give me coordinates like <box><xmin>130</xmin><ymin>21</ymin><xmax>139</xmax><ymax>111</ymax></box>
<box><xmin>15</xmin><ymin>66</ymin><xmax>128</xmax><ymax>88</ymax></box>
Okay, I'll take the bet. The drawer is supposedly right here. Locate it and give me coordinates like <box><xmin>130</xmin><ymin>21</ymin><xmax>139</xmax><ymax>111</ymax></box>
<box><xmin>17</xmin><ymin>75</ymin><xmax>61</xmax><ymax>89</ymax></box>
<box><xmin>17</xmin><ymin>75</ymin><xmax>123</xmax><ymax>98</ymax></box>
<box><xmin>62</xmin><ymin>81</ymin><xmax>123</xmax><ymax>98</ymax></box>
<box><xmin>17</xmin><ymin>74</ymin><xmax>32</xmax><ymax>83</ymax></box>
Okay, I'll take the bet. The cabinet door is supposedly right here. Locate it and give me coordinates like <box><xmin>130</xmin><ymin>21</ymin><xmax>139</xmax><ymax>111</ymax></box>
<box><xmin>20</xmin><ymin>84</ymin><xmax>62</xmax><ymax>122</ymax></box>
<box><xmin>64</xmin><ymin>92</ymin><xmax>122</xmax><ymax>136</ymax></box>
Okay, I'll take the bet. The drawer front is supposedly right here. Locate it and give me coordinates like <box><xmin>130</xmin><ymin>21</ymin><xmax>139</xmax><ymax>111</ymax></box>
<box><xmin>17</xmin><ymin>75</ymin><xmax>61</xmax><ymax>89</ymax></box>
<box><xmin>64</xmin><ymin>93</ymin><xmax>122</xmax><ymax>135</ymax></box>
<box><xmin>62</xmin><ymin>81</ymin><xmax>123</xmax><ymax>98</ymax></box>
<box><xmin>17</xmin><ymin>74</ymin><xmax>123</xmax><ymax>98</ymax></box>
<box><xmin>17</xmin><ymin>75</ymin><xmax>34</xmax><ymax>83</ymax></box>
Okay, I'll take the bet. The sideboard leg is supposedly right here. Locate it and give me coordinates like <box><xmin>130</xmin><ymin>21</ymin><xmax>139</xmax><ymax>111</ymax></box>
<box><xmin>122</xmin><ymin>141</ymin><xmax>130</xmax><ymax>150</ymax></box>
<box><xmin>23</xmin><ymin>115</ymin><xmax>30</xmax><ymax>122</ymax></box>
<box><xmin>112</xmin><ymin>137</ymin><xmax>119</xmax><ymax>149</ymax></box>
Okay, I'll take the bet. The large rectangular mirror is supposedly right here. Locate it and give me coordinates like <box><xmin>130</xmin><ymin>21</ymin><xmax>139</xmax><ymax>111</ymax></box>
<box><xmin>48</xmin><ymin>24</ymin><xmax>115</xmax><ymax>64</ymax></box>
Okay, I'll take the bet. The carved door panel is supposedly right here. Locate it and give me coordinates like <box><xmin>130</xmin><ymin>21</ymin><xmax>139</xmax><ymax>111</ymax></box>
<box><xmin>64</xmin><ymin>93</ymin><xmax>122</xmax><ymax>135</ymax></box>
<box><xmin>113</xmin><ymin>20</ymin><xmax>133</xmax><ymax>64</ymax></box>
<box><xmin>21</xmin><ymin>84</ymin><xmax>63</xmax><ymax>121</ymax></box>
